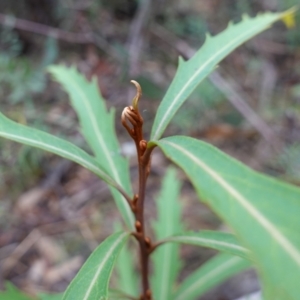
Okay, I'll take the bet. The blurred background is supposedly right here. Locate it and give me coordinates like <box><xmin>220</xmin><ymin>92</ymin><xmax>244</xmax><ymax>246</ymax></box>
<box><xmin>0</xmin><ymin>0</ymin><xmax>299</xmax><ymax>299</ymax></box>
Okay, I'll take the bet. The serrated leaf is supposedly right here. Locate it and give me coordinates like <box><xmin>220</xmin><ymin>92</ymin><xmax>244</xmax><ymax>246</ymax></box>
<box><xmin>0</xmin><ymin>111</ymin><xmax>118</xmax><ymax>188</ymax></box>
<box><xmin>161</xmin><ymin>231</ymin><xmax>251</xmax><ymax>261</ymax></box>
<box><xmin>0</xmin><ymin>282</ymin><xmax>32</xmax><ymax>300</ymax></box>
<box><xmin>151</xmin><ymin>168</ymin><xmax>182</xmax><ymax>300</ymax></box>
<box><xmin>63</xmin><ymin>231</ymin><xmax>130</xmax><ymax>300</ymax></box>
<box><xmin>154</xmin><ymin>136</ymin><xmax>300</xmax><ymax>300</ymax></box>
<box><xmin>48</xmin><ymin>66</ymin><xmax>129</xmax><ymax>186</ymax></box>
<box><xmin>48</xmin><ymin>66</ymin><xmax>134</xmax><ymax>229</ymax></box>
<box><xmin>150</xmin><ymin>9</ymin><xmax>295</xmax><ymax>140</ymax></box>
<box><xmin>173</xmin><ymin>254</ymin><xmax>250</xmax><ymax>300</ymax></box>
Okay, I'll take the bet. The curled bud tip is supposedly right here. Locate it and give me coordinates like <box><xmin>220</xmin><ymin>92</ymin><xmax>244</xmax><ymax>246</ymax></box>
<box><xmin>130</xmin><ymin>80</ymin><xmax>142</xmax><ymax>110</ymax></box>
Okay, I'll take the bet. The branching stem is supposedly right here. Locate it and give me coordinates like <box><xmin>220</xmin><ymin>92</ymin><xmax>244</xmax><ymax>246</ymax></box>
<box><xmin>122</xmin><ymin>81</ymin><xmax>155</xmax><ymax>300</ymax></box>
<box><xmin>114</xmin><ymin>185</ymin><xmax>135</xmax><ymax>210</ymax></box>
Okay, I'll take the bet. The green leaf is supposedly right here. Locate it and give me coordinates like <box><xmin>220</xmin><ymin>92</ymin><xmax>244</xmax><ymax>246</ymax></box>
<box><xmin>39</xmin><ymin>293</ymin><xmax>63</xmax><ymax>300</ymax></box>
<box><xmin>151</xmin><ymin>168</ymin><xmax>183</xmax><ymax>300</ymax></box>
<box><xmin>48</xmin><ymin>66</ymin><xmax>130</xmax><ymax>189</ymax></box>
<box><xmin>161</xmin><ymin>231</ymin><xmax>251</xmax><ymax>261</ymax></box>
<box><xmin>154</xmin><ymin>136</ymin><xmax>300</xmax><ymax>300</ymax></box>
<box><xmin>111</xmin><ymin>189</ymin><xmax>134</xmax><ymax>230</ymax></box>
<box><xmin>108</xmin><ymin>289</ymin><xmax>137</xmax><ymax>299</ymax></box>
<box><xmin>48</xmin><ymin>66</ymin><xmax>134</xmax><ymax>229</ymax></box>
<box><xmin>173</xmin><ymin>254</ymin><xmax>250</xmax><ymax>300</ymax></box>
<box><xmin>0</xmin><ymin>282</ymin><xmax>33</xmax><ymax>300</ymax></box>
<box><xmin>150</xmin><ymin>9</ymin><xmax>295</xmax><ymax>140</ymax></box>
<box><xmin>63</xmin><ymin>231</ymin><xmax>130</xmax><ymax>300</ymax></box>
<box><xmin>0</xmin><ymin>111</ymin><xmax>117</xmax><ymax>188</ymax></box>
<box><xmin>113</xmin><ymin>224</ymin><xmax>138</xmax><ymax>297</ymax></box>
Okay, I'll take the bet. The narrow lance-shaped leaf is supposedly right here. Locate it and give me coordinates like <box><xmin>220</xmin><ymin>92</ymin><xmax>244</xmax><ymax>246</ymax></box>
<box><xmin>151</xmin><ymin>168</ymin><xmax>182</xmax><ymax>300</ymax></box>
<box><xmin>0</xmin><ymin>111</ymin><xmax>119</xmax><ymax>189</ymax></box>
<box><xmin>63</xmin><ymin>232</ymin><xmax>130</xmax><ymax>300</ymax></box>
<box><xmin>113</xmin><ymin>223</ymin><xmax>138</xmax><ymax>297</ymax></box>
<box><xmin>161</xmin><ymin>231</ymin><xmax>252</xmax><ymax>261</ymax></box>
<box><xmin>48</xmin><ymin>66</ymin><xmax>130</xmax><ymax>189</ymax></box>
<box><xmin>150</xmin><ymin>9</ymin><xmax>295</xmax><ymax>140</ymax></box>
<box><xmin>49</xmin><ymin>66</ymin><xmax>134</xmax><ymax>229</ymax></box>
<box><xmin>173</xmin><ymin>254</ymin><xmax>251</xmax><ymax>300</ymax></box>
<box><xmin>153</xmin><ymin>136</ymin><xmax>300</xmax><ymax>300</ymax></box>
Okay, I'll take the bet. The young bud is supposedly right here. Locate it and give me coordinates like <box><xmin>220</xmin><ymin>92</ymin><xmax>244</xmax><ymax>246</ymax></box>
<box><xmin>131</xmin><ymin>80</ymin><xmax>142</xmax><ymax>111</ymax></box>
<box><xmin>139</xmin><ymin>140</ymin><xmax>147</xmax><ymax>152</ymax></box>
<box><xmin>145</xmin><ymin>236</ymin><xmax>151</xmax><ymax>247</ymax></box>
<box><xmin>146</xmin><ymin>289</ymin><xmax>152</xmax><ymax>299</ymax></box>
<box><xmin>135</xmin><ymin>221</ymin><xmax>142</xmax><ymax>232</ymax></box>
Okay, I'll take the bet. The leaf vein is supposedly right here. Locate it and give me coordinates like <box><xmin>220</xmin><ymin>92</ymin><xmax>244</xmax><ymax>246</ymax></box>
<box><xmin>163</xmin><ymin>140</ymin><xmax>300</xmax><ymax>266</ymax></box>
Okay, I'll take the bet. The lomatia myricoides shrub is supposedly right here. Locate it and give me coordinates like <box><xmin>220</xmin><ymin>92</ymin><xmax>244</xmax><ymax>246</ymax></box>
<box><xmin>0</xmin><ymin>8</ymin><xmax>299</xmax><ymax>300</ymax></box>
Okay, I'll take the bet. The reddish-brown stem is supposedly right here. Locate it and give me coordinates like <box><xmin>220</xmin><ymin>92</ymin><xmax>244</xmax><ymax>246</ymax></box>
<box><xmin>148</xmin><ymin>239</ymin><xmax>164</xmax><ymax>255</ymax></box>
<box><xmin>122</xmin><ymin>82</ymin><xmax>154</xmax><ymax>299</ymax></box>
<box><xmin>134</xmin><ymin>119</ymin><xmax>151</xmax><ymax>298</ymax></box>
<box><xmin>136</xmin><ymin>154</ymin><xmax>150</xmax><ymax>295</ymax></box>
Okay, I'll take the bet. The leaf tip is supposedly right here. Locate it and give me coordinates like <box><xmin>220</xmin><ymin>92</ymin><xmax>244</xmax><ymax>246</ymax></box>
<box><xmin>280</xmin><ymin>7</ymin><xmax>298</xmax><ymax>29</ymax></box>
<box><xmin>47</xmin><ymin>63</ymin><xmax>69</xmax><ymax>77</ymax></box>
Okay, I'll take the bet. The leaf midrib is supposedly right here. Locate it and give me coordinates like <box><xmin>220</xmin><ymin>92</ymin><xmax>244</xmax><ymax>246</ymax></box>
<box><xmin>165</xmin><ymin>235</ymin><xmax>249</xmax><ymax>255</ymax></box>
<box><xmin>152</xmin><ymin>18</ymin><xmax>276</xmax><ymax>140</ymax></box>
<box><xmin>162</xmin><ymin>140</ymin><xmax>300</xmax><ymax>266</ymax></box>
<box><xmin>66</xmin><ymin>79</ymin><xmax>121</xmax><ymax>185</ymax></box>
<box><xmin>82</xmin><ymin>232</ymin><xmax>128</xmax><ymax>300</ymax></box>
<box><xmin>53</xmin><ymin>71</ymin><xmax>134</xmax><ymax>228</ymax></box>
<box><xmin>0</xmin><ymin>131</ymin><xmax>112</xmax><ymax>183</ymax></box>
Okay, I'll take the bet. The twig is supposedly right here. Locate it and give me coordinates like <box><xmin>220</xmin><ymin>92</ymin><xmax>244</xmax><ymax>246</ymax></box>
<box><xmin>78</xmin><ymin>221</ymin><xmax>99</xmax><ymax>251</ymax></box>
<box><xmin>209</xmin><ymin>72</ymin><xmax>278</xmax><ymax>145</ymax></box>
<box><xmin>1</xmin><ymin>229</ymin><xmax>42</xmax><ymax>275</ymax></box>
<box><xmin>62</xmin><ymin>1</ymin><xmax>94</xmax><ymax>11</ymax></box>
<box><xmin>127</xmin><ymin>0</ymin><xmax>152</xmax><ymax>77</ymax></box>
<box><xmin>0</xmin><ymin>13</ymin><xmax>126</xmax><ymax>78</ymax></box>
<box><xmin>250</xmin><ymin>38</ymin><xmax>289</xmax><ymax>55</ymax></box>
<box><xmin>0</xmin><ymin>13</ymin><xmax>93</xmax><ymax>44</ymax></box>
<box><xmin>258</xmin><ymin>60</ymin><xmax>277</xmax><ymax>112</ymax></box>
